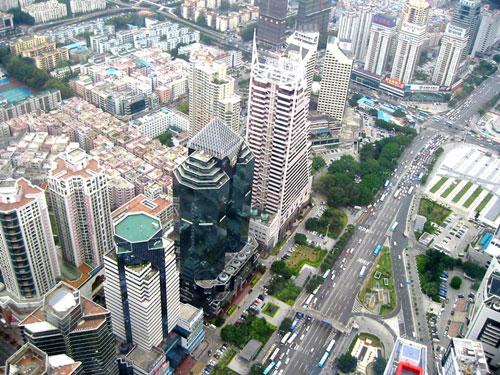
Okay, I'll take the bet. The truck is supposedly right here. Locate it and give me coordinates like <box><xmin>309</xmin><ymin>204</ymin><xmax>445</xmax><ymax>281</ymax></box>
<box><xmin>390</xmin><ymin>221</ymin><xmax>398</xmax><ymax>231</ymax></box>
<box><xmin>359</xmin><ymin>265</ymin><xmax>367</xmax><ymax>278</ymax></box>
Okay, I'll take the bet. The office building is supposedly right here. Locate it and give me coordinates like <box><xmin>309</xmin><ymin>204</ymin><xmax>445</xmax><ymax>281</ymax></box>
<box><xmin>364</xmin><ymin>14</ymin><xmax>397</xmax><ymax>76</ymax></box>
<box><xmin>441</xmin><ymin>338</ymin><xmax>490</xmax><ymax>375</ymax></box>
<box><xmin>318</xmin><ymin>38</ymin><xmax>353</xmax><ymax>121</ymax></box>
<box><xmin>247</xmin><ymin>38</ymin><xmax>315</xmax><ymax>234</ymax></box>
<box><xmin>287</xmin><ymin>31</ymin><xmax>320</xmax><ymax>96</ymax></box>
<box><xmin>47</xmin><ymin>148</ymin><xmax>114</xmax><ymax>268</ymax></box>
<box><xmin>384</xmin><ymin>337</ymin><xmax>428</xmax><ymax>375</ymax></box>
<box><xmin>104</xmin><ymin>212</ymin><xmax>180</xmax><ymax>350</ymax></box>
<box><xmin>296</xmin><ymin>0</ymin><xmax>331</xmax><ymax>34</ymax></box>
<box><xmin>0</xmin><ymin>178</ymin><xmax>60</xmax><ymax>301</ymax></box>
<box><xmin>173</xmin><ymin>118</ymin><xmax>258</xmax><ymax>316</ymax></box>
<box><xmin>188</xmin><ymin>48</ymin><xmax>240</xmax><ymax>137</ymax></box>
<box><xmin>19</xmin><ymin>282</ymin><xmax>118</xmax><ymax>374</ymax></box>
<box><xmin>401</xmin><ymin>0</ymin><xmax>430</xmax><ymax>26</ymax></box>
<box><xmin>175</xmin><ymin>303</ymin><xmax>205</xmax><ymax>352</ymax></box>
<box><xmin>472</xmin><ymin>8</ymin><xmax>500</xmax><ymax>56</ymax></box>
<box><xmin>391</xmin><ymin>22</ymin><xmax>427</xmax><ymax>84</ymax></box>
<box><xmin>2</xmin><ymin>343</ymin><xmax>84</xmax><ymax>374</ymax></box>
<box><xmin>432</xmin><ymin>24</ymin><xmax>468</xmax><ymax>87</ymax></box>
<box><xmin>337</xmin><ymin>6</ymin><xmax>373</xmax><ymax>61</ymax></box>
<box><xmin>451</xmin><ymin>0</ymin><xmax>481</xmax><ymax>54</ymax></box>
<box><xmin>466</xmin><ymin>257</ymin><xmax>500</xmax><ymax>369</ymax></box>
<box><xmin>257</xmin><ymin>0</ymin><xmax>287</xmax><ymax>48</ymax></box>
<box><xmin>0</xmin><ymin>12</ymin><xmax>14</xmax><ymax>34</ymax></box>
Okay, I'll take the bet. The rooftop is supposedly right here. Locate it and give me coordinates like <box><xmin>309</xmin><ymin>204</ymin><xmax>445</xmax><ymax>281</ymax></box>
<box><xmin>124</xmin><ymin>345</ymin><xmax>166</xmax><ymax>373</ymax></box>
<box><xmin>447</xmin><ymin>338</ymin><xmax>489</xmax><ymax>375</ymax></box>
<box><xmin>385</xmin><ymin>338</ymin><xmax>427</xmax><ymax>375</ymax></box>
<box><xmin>115</xmin><ymin>212</ymin><xmax>161</xmax><ymax>243</ymax></box>
<box><xmin>5</xmin><ymin>343</ymin><xmax>48</xmax><ymax>375</ymax></box>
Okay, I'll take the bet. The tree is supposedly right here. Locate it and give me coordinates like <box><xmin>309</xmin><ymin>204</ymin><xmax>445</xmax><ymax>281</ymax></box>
<box><xmin>373</xmin><ymin>357</ymin><xmax>387</xmax><ymax>375</ymax></box>
<box><xmin>196</xmin><ymin>14</ymin><xmax>208</xmax><ymax>27</ymax></box>
<box><xmin>177</xmin><ymin>101</ymin><xmax>189</xmax><ymax>114</ymax></box>
<box><xmin>8</xmin><ymin>8</ymin><xmax>35</xmax><ymax>25</ymax></box>
<box><xmin>393</xmin><ymin>109</ymin><xmax>406</xmax><ymax>118</ymax></box>
<box><xmin>156</xmin><ymin>132</ymin><xmax>173</xmax><ymax>147</ymax></box>
<box><xmin>294</xmin><ymin>233</ymin><xmax>308</xmax><ymax>246</ymax></box>
<box><xmin>250</xmin><ymin>364</ymin><xmax>265</xmax><ymax>375</ymax></box>
<box><xmin>349</xmin><ymin>93</ymin><xmax>362</xmax><ymax>107</ymax></box>
<box><xmin>311</xmin><ymin>156</ymin><xmax>326</xmax><ymax>174</ymax></box>
<box><xmin>494</xmin><ymin>54</ymin><xmax>500</xmax><ymax>63</ymax></box>
<box><xmin>200</xmin><ymin>34</ymin><xmax>215</xmax><ymax>45</ymax></box>
<box><xmin>271</xmin><ymin>261</ymin><xmax>292</xmax><ymax>279</ymax></box>
<box><xmin>278</xmin><ymin>317</ymin><xmax>293</xmax><ymax>334</ymax></box>
<box><xmin>450</xmin><ymin>276</ymin><xmax>462</xmax><ymax>290</ymax></box>
<box><xmin>305</xmin><ymin>275</ymin><xmax>323</xmax><ymax>293</ymax></box>
<box><xmin>337</xmin><ymin>354</ymin><xmax>357</xmax><ymax>373</ymax></box>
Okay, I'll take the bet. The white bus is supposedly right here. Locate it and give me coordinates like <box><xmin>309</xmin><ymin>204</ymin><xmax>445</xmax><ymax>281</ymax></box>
<box><xmin>303</xmin><ymin>294</ymin><xmax>314</xmax><ymax>308</ymax></box>
<box><xmin>287</xmin><ymin>332</ymin><xmax>298</xmax><ymax>345</ymax></box>
<box><xmin>326</xmin><ymin>339</ymin><xmax>336</xmax><ymax>353</ymax></box>
<box><xmin>359</xmin><ymin>265</ymin><xmax>367</xmax><ymax>278</ymax></box>
<box><xmin>323</xmin><ymin>269</ymin><xmax>330</xmax><ymax>279</ymax></box>
<box><xmin>313</xmin><ymin>285</ymin><xmax>321</xmax><ymax>295</ymax></box>
<box><xmin>408</xmin><ymin>186</ymin><xmax>414</xmax><ymax>195</ymax></box>
<box><xmin>281</xmin><ymin>332</ymin><xmax>291</xmax><ymax>344</ymax></box>
<box><xmin>390</xmin><ymin>221</ymin><xmax>398</xmax><ymax>231</ymax></box>
<box><xmin>270</xmin><ymin>348</ymin><xmax>280</xmax><ymax>361</ymax></box>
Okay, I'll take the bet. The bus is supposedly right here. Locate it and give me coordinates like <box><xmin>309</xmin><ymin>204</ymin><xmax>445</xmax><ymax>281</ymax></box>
<box><xmin>394</xmin><ymin>189</ymin><xmax>401</xmax><ymax>199</ymax></box>
<box><xmin>263</xmin><ymin>361</ymin><xmax>276</xmax><ymax>375</ymax></box>
<box><xmin>290</xmin><ymin>318</ymin><xmax>300</xmax><ymax>332</ymax></box>
<box><xmin>323</xmin><ymin>269</ymin><xmax>330</xmax><ymax>279</ymax></box>
<box><xmin>384</xmin><ymin>180</ymin><xmax>390</xmax><ymax>188</ymax></box>
<box><xmin>319</xmin><ymin>352</ymin><xmax>329</xmax><ymax>368</ymax></box>
<box><xmin>263</xmin><ymin>344</ymin><xmax>276</xmax><ymax>362</ymax></box>
<box><xmin>312</xmin><ymin>285</ymin><xmax>321</xmax><ymax>295</ymax></box>
<box><xmin>326</xmin><ymin>339</ymin><xmax>336</xmax><ymax>353</ymax></box>
<box><xmin>303</xmin><ymin>294</ymin><xmax>314</xmax><ymax>308</ymax></box>
<box><xmin>287</xmin><ymin>332</ymin><xmax>298</xmax><ymax>345</ymax></box>
<box><xmin>359</xmin><ymin>265</ymin><xmax>367</xmax><ymax>278</ymax></box>
<box><xmin>269</xmin><ymin>348</ymin><xmax>280</xmax><ymax>361</ymax></box>
<box><xmin>380</xmin><ymin>193</ymin><xmax>387</xmax><ymax>202</ymax></box>
<box><xmin>390</xmin><ymin>222</ymin><xmax>398</xmax><ymax>231</ymax></box>
<box><xmin>408</xmin><ymin>186</ymin><xmax>414</xmax><ymax>195</ymax></box>
<box><xmin>373</xmin><ymin>244</ymin><xmax>382</xmax><ymax>256</ymax></box>
<box><xmin>281</xmin><ymin>332</ymin><xmax>291</xmax><ymax>344</ymax></box>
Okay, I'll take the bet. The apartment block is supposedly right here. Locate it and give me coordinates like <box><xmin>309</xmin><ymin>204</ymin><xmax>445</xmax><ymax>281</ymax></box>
<box><xmin>22</xmin><ymin>0</ymin><xmax>67</xmax><ymax>23</ymax></box>
<box><xmin>0</xmin><ymin>90</ymin><xmax>62</xmax><ymax>123</ymax></box>
<box><xmin>0</xmin><ymin>12</ymin><xmax>14</xmax><ymax>34</ymax></box>
<box><xmin>432</xmin><ymin>24</ymin><xmax>468</xmax><ymax>87</ymax></box>
<box><xmin>364</xmin><ymin>15</ymin><xmax>397</xmax><ymax>76</ymax></box>
<box><xmin>129</xmin><ymin>108</ymin><xmax>189</xmax><ymax>139</ymax></box>
<box><xmin>69</xmin><ymin>0</ymin><xmax>106</xmax><ymax>14</ymax></box>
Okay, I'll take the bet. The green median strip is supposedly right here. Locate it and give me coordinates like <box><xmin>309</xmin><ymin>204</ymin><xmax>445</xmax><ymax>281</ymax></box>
<box><xmin>441</xmin><ymin>179</ymin><xmax>460</xmax><ymax>198</ymax></box>
<box><xmin>452</xmin><ymin>181</ymin><xmax>473</xmax><ymax>203</ymax></box>
<box><xmin>430</xmin><ymin>176</ymin><xmax>448</xmax><ymax>193</ymax></box>
<box><xmin>477</xmin><ymin>193</ymin><xmax>494</xmax><ymax>212</ymax></box>
<box><xmin>464</xmin><ymin>186</ymin><xmax>483</xmax><ymax>208</ymax></box>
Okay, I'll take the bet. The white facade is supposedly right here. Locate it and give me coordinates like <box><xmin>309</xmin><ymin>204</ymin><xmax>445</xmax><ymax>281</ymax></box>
<box><xmin>129</xmin><ymin>109</ymin><xmax>189</xmax><ymax>139</ymax></box>
<box><xmin>69</xmin><ymin>0</ymin><xmax>106</xmax><ymax>15</ymax></box>
<box><xmin>248</xmin><ymin>214</ymin><xmax>280</xmax><ymax>250</ymax></box>
<box><xmin>0</xmin><ymin>179</ymin><xmax>60</xmax><ymax>301</ymax></box>
<box><xmin>188</xmin><ymin>48</ymin><xmax>240</xmax><ymax>137</ymax></box>
<box><xmin>401</xmin><ymin>0</ymin><xmax>430</xmax><ymax>26</ymax></box>
<box><xmin>337</xmin><ymin>6</ymin><xmax>373</xmax><ymax>61</ymax></box>
<box><xmin>317</xmin><ymin>38</ymin><xmax>353</xmax><ymax>121</ymax></box>
<box><xmin>432</xmin><ymin>24</ymin><xmax>468</xmax><ymax>87</ymax></box>
<box><xmin>0</xmin><ymin>0</ymin><xmax>18</xmax><ymax>12</ymax></box>
<box><xmin>364</xmin><ymin>16</ymin><xmax>396</xmax><ymax>76</ymax></box>
<box><xmin>391</xmin><ymin>22</ymin><xmax>427</xmax><ymax>84</ymax></box>
<box><xmin>47</xmin><ymin>148</ymin><xmax>114</xmax><ymax>268</ymax></box>
<box><xmin>23</xmin><ymin>0</ymin><xmax>67</xmax><ymax>23</ymax></box>
<box><xmin>441</xmin><ymin>338</ymin><xmax>489</xmax><ymax>375</ymax></box>
<box><xmin>466</xmin><ymin>257</ymin><xmax>500</xmax><ymax>368</ymax></box>
<box><xmin>472</xmin><ymin>8</ymin><xmax>500</xmax><ymax>56</ymax></box>
<box><xmin>246</xmin><ymin>38</ymin><xmax>315</xmax><ymax>234</ymax></box>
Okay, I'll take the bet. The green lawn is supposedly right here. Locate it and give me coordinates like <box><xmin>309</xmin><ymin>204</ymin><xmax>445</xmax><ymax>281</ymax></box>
<box><xmin>221</xmin><ymin>316</ymin><xmax>276</xmax><ymax>349</ymax></box>
<box><xmin>441</xmin><ymin>179</ymin><xmax>460</xmax><ymax>198</ymax></box>
<box><xmin>430</xmin><ymin>177</ymin><xmax>448</xmax><ymax>193</ymax></box>
<box><xmin>477</xmin><ymin>193</ymin><xmax>494</xmax><ymax>212</ymax></box>
<box><xmin>464</xmin><ymin>186</ymin><xmax>483</xmax><ymax>208</ymax></box>
<box><xmin>262</xmin><ymin>302</ymin><xmax>280</xmax><ymax>318</ymax></box>
<box><xmin>418</xmin><ymin>198</ymin><xmax>451</xmax><ymax>225</ymax></box>
<box><xmin>226</xmin><ymin>304</ymin><xmax>237</xmax><ymax>317</ymax></box>
<box><xmin>452</xmin><ymin>181</ymin><xmax>473</xmax><ymax>203</ymax></box>
<box><xmin>272</xmin><ymin>280</ymin><xmax>301</xmax><ymax>306</ymax></box>
<box><xmin>286</xmin><ymin>245</ymin><xmax>326</xmax><ymax>275</ymax></box>
<box><xmin>358</xmin><ymin>247</ymin><xmax>396</xmax><ymax>316</ymax></box>
<box><xmin>250</xmin><ymin>274</ymin><xmax>262</xmax><ymax>287</ymax></box>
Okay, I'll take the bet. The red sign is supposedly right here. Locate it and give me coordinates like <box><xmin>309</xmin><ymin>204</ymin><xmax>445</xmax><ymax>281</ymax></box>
<box><xmin>383</xmin><ymin>77</ymin><xmax>405</xmax><ymax>90</ymax></box>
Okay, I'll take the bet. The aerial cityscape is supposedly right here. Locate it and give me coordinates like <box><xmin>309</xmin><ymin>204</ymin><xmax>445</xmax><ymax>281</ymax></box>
<box><xmin>0</xmin><ymin>0</ymin><xmax>498</xmax><ymax>374</ymax></box>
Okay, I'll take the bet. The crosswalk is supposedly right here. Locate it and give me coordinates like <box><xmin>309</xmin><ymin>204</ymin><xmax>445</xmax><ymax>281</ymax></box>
<box><xmin>357</xmin><ymin>257</ymin><xmax>370</xmax><ymax>266</ymax></box>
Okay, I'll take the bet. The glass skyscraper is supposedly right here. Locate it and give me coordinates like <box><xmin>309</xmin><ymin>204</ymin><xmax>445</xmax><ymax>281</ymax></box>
<box><xmin>173</xmin><ymin>118</ymin><xmax>258</xmax><ymax>316</ymax></box>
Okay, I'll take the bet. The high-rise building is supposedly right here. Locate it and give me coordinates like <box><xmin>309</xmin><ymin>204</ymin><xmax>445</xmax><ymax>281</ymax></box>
<box><xmin>401</xmin><ymin>0</ymin><xmax>431</xmax><ymax>26</ymax></box>
<box><xmin>441</xmin><ymin>338</ymin><xmax>490</xmax><ymax>375</ymax></box>
<box><xmin>466</xmin><ymin>257</ymin><xmax>500</xmax><ymax>369</ymax></box>
<box><xmin>0</xmin><ymin>178</ymin><xmax>60</xmax><ymax>301</ymax></box>
<box><xmin>188</xmin><ymin>48</ymin><xmax>241</xmax><ymax>137</ymax></box>
<box><xmin>432</xmin><ymin>24</ymin><xmax>468</xmax><ymax>87</ymax></box>
<box><xmin>384</xmin><ymin>337</ymin><xmax>428</xmax><ymax>375</ymax></box>
<box><xmin>390</xmin><ymin>22</ymin><xmax>427</xmax><ymax>84</ymax></box>
<box><xmin>173</xmin><ymin>118</ymin><xmax>258</xmax><ymax>316</ymax></box>
<box><xmin>3</xmin><ymin>343</ymin><xmax>84</xmax><ymax>374</ymax></box>
<box><xmin>286</xmin><ymin>31</ymin><xmax>320</xmax><ymax>96</ymax></box>
<box><xmin>472</xmin><ymin>7</ymin><xmax>500</xmax><ymax>56</ymax></box>
<box><xmin>317</xmin><ymin>38</ymin><xmax>353</xmax><ymax>121</ymax></box>
<box><xmin>296</xmin><ymin>0</ymin><xmax>331</xmax><ymax>34</ymax></box>
<box><xmin>247</xmin><ymin>37</ymin><xmax>315</xmax><ymax>235</ymax></box>
<box><xmin>364</xmin><ymin>14</ymin><xmax>397</xmax><ymax>76</ymax></box>
<box><xmin>451</xmin><ymin>0</ymin><xmax>481</xmax><ymax>55</ymax></box>
<box><xmin>19</xmin><ymin>282</ymin><xmax>118</xmax><ymax>374</ymax></box>
<box><xmin>47</xmin><ymin>148</ymin><xmax>114</xmax><ymax>268</ymax></box>
<box><xmin>337</xmin><ymin>6</ymin><xmax>373</xmax><ymax>61</ymax></box>
<box><xmin>104</xmin><ymin>212</ymin><xmax>180</xmax><ymax>350</ymax></box>
<box><xmin>257</xmin><ymin>0</ymin><xmax>288</xmax><ymax>48</ymax></box>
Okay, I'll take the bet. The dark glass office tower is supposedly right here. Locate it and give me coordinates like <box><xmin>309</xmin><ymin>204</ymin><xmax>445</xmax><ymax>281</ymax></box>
<box><xmin>451</xmin><ymin>0</ymin><xmax>481</xmax><ymax>54</ymax></box>
<box><xmin>296</xmin><ymin>0</ymin><xmax>331</xmax><ymax>34</ymax></box>
<box><xmin>173</xmin><ymin>118</ymin><xmax>258</xmax><ymax>316</ymax></box>
<box><xmin>257</xmin><ymin>0</ymin><xmax>288</xmax><ymax>48</ymax></box>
